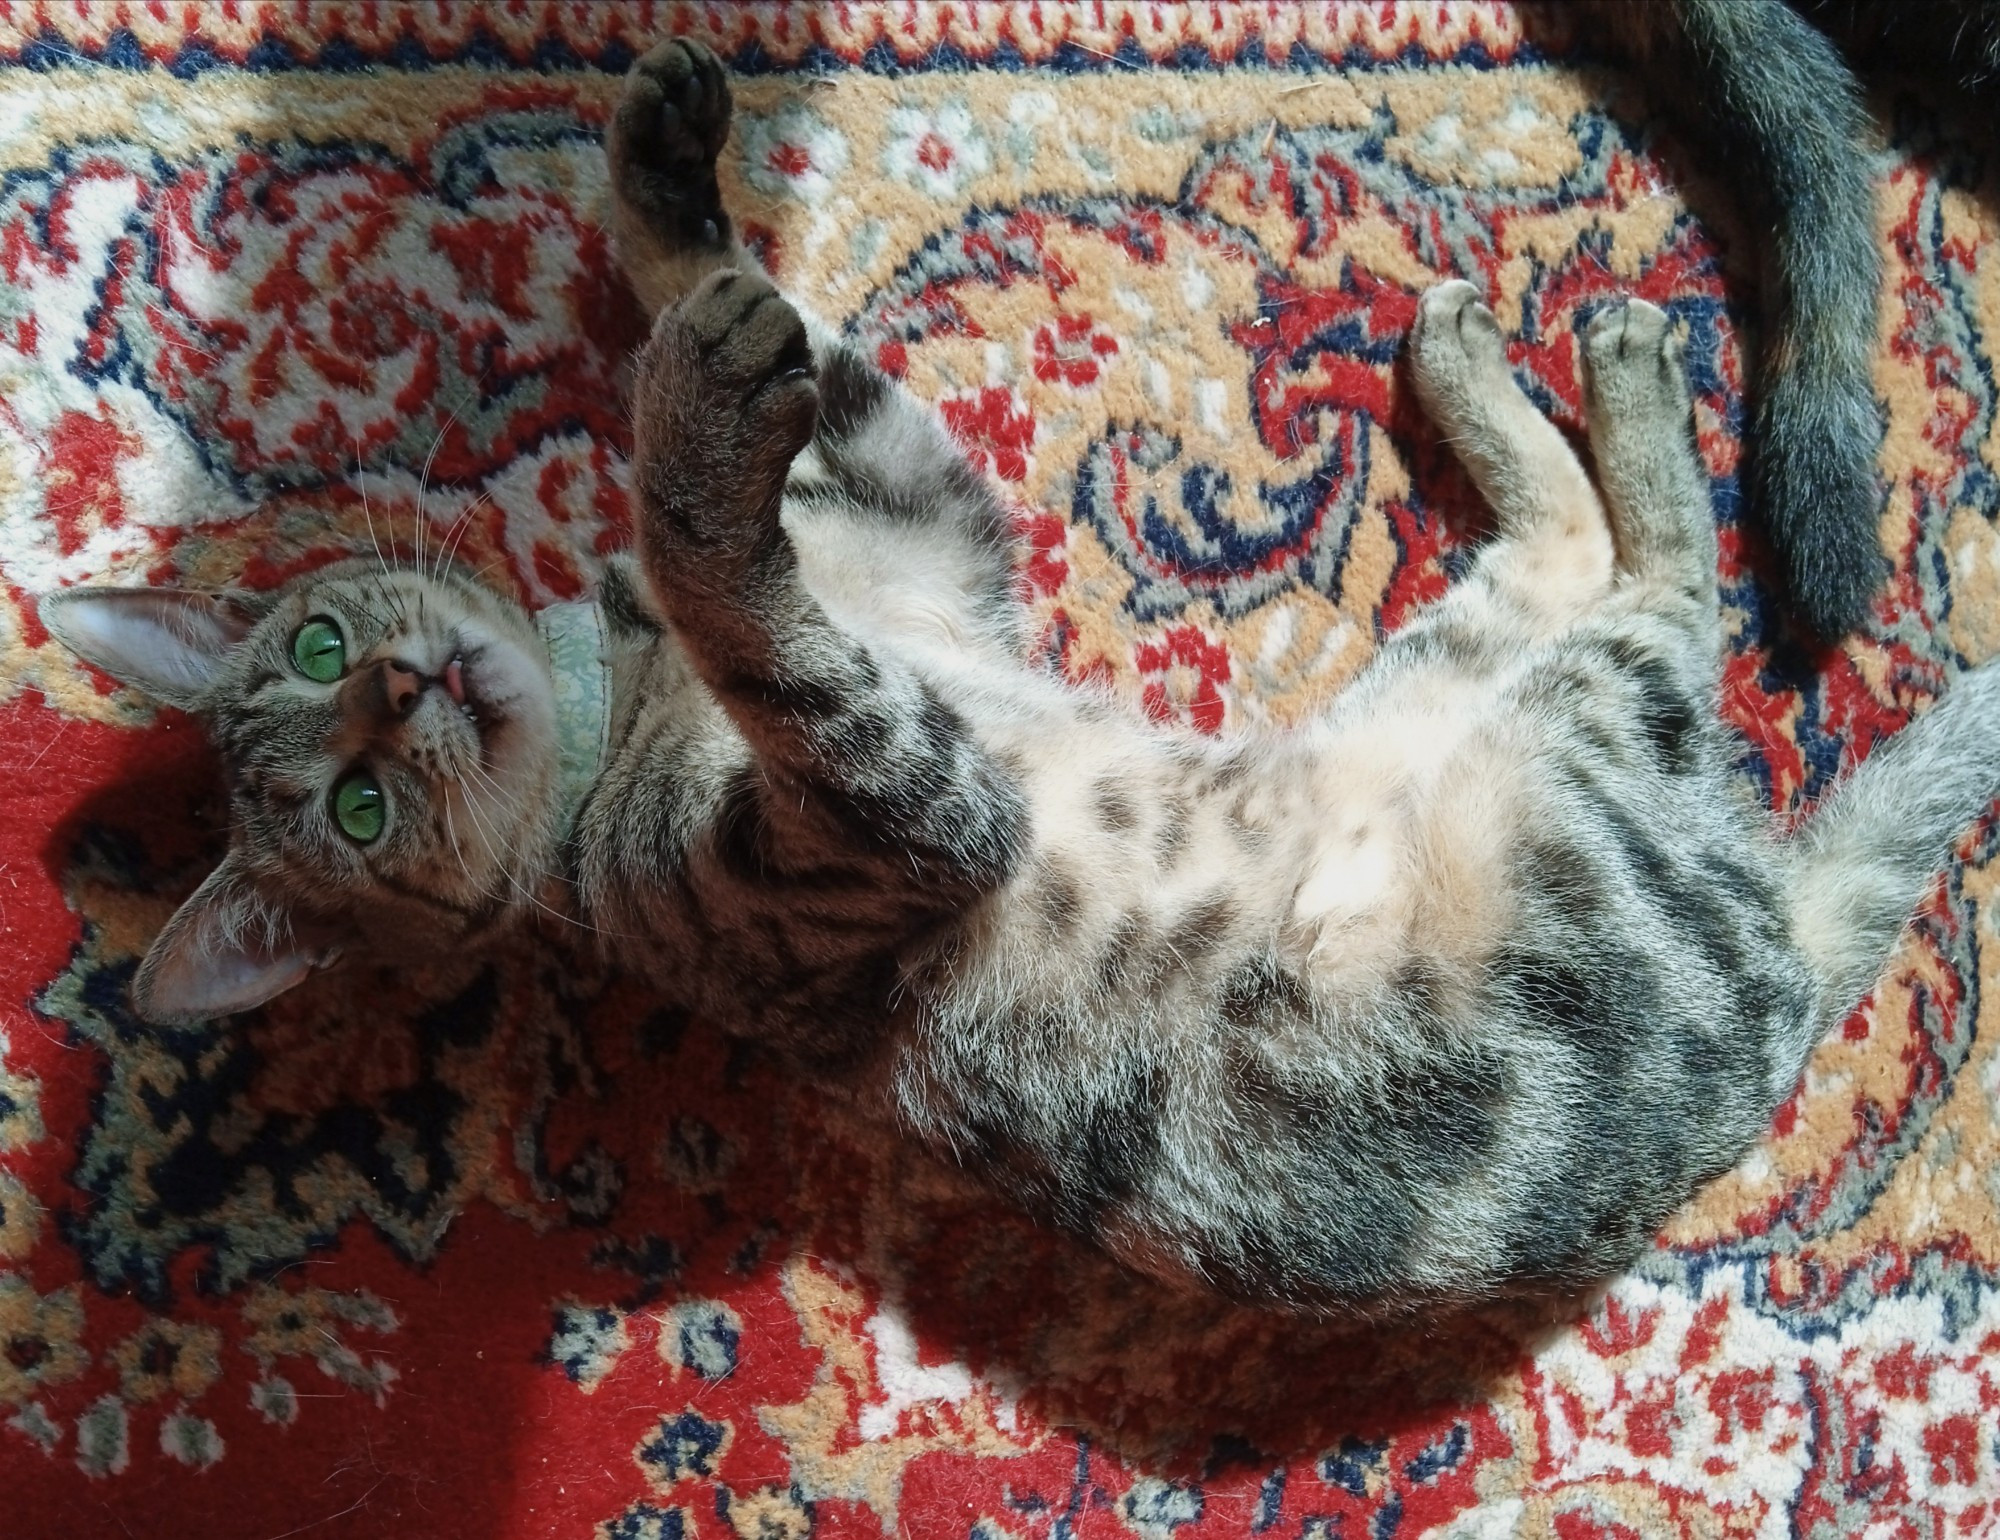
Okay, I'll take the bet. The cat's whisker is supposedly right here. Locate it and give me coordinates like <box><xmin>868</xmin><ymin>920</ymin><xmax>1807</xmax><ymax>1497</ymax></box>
<box><xmin>431</xmin><ymin>487</ymin><xmax>494</xmax><ymax>584</ymax></box>
<box><xmin>457</xmin><ymin>777</ymin><xmax>595</xmax><ymax>928</ymax></box>
<box><xmin>448</xmin><ymin>773</ymin><xmax>528</xmax><ymax>895</ymax></box>
<box><xmin>442</xmin><ymin>788</ymin><xmax>525</xmax><ymax>921</ymax></box>
<box><xmin>372</xmin><ymin>575</ymin><xmax>413</xmax><ymax>635</ymax></box>
<box><xmin>162</xmin><ymin>332</ymin><xmax>231</xmax><ymax>369</ymax></box>
<box><xmin>353</xmin><ymin>436</ymin><xmax>391</xmax><ymax>580</ymax></box>
<box><xmin>440</xmin><ymin>793</ymin><xmax>503</xmax><ymax>909</ymax></box>
<box><xmin>456</xmin><ymin>756</ymin><xmax>572</xmax><ymax>891</ymax></box>
<box><xmin>413</xmin><ymin>400</ymin><xmax>471</xmax><ymax>585</ymax></box>
<box><xmin>453</xmin><ymin>758</ymin><xmax>617</xmax><ymax>938</ymax></box>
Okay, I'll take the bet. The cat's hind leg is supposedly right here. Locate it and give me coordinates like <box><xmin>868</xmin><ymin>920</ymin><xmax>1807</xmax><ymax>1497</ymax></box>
<box><xmin>608</xmin><ymin>38</ymin><xmax>754</xmax><ymax>316</ymax></box>
<box><xmin>1580</xmin><ymin>299</ymin><xmax>1722</xmax><ymax>654</ymax></box>
<box><xmin>1406</xmin><ymin>281</ymin><xmax>1617</xmax><ymax>639</ymax></box>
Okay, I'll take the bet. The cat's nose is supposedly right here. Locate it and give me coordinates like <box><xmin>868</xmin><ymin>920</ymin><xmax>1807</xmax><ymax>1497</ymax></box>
<box><xmin>380</xmin><ymin>659</ymin><xmax>425</xmax><ymax>716</ymax></box>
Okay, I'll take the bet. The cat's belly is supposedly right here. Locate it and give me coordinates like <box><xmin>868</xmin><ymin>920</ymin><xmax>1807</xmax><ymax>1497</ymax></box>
<box><xmin>954</xmin><ymin>686</ymin><xmax>1532</xmax><ymax>1013</ymax></box>
<box><xmin>1283</xmin><ymin>707</ymin><xmax>1530</xmax><ymax>992</ymax></box>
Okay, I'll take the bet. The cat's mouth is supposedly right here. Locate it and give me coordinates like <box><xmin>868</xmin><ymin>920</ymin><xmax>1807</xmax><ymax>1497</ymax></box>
<box><xmin>410</xmin><ymin>622</ymin><xmax>559</xmax><ymax>822</ymax></box>
<box><xmin>440</xmin><ymin>641</ymin><xmax>543</xmax><ymax>790</ymax></box>
<box><xmin>443</xmin><ymin>656</ymin><xmax>489</xmax><ymax>749</ymax></box>
<box><xmin>446</xmin><ymin>654</ymin><xmax>501</xmax><ymax>771</ymax></box>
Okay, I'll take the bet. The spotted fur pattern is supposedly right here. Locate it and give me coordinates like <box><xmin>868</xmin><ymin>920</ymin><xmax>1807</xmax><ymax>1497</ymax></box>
<box><xmin>40</xmin><ymin>38</ymin><xmax>2000</xmax><ymax>1311</ymax></box>
<box><xmin>563</xmin><ymin>39</ymin><xmax>2000</xmax><ymax>1310</ymax></box>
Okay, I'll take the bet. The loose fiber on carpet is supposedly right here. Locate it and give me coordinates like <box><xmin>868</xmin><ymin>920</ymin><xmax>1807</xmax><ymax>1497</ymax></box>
<box><xmin>2</xmin><ymin>3</ymin><xmax>1998</xmax><ymax>1536</ymax></box>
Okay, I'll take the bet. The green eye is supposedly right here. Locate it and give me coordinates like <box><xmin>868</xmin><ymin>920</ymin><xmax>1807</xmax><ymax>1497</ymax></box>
<box><xmin>291</xmin><ymin>618</ymin><xmax>345</xmax><ymax>682</ymax></box>
<box><xmin>333</xmin><ymin>772</ymin><xmax>386</xmax><ymax>844</ymax></box>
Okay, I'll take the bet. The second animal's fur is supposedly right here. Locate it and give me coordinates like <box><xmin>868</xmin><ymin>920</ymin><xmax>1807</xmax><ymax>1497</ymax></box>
<box><xmin>40</xmin><ymin>42</ymin><xmax>2000</xmax><ymax>1312</ymax></box>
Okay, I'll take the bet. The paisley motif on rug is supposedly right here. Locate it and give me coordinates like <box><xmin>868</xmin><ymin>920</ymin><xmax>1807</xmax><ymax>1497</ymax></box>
<box><xmin>2</xmin><ymin>4</ymin><xmax>1998</xmax><ymax>1536</ymax></box>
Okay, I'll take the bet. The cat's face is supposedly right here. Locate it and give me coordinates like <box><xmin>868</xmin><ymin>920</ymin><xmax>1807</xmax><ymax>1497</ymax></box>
<box><xmin>40</xmin><ymin>559</ymin><xmax>563</xmax><ymax>1023</ymax></box>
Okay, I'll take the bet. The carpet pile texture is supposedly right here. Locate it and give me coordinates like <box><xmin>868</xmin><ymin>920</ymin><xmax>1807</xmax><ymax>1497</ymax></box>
<box><xmin>2</xmin><ymin>3</ymin><xmax>1998</xmax><ymax>1536</ymax></box>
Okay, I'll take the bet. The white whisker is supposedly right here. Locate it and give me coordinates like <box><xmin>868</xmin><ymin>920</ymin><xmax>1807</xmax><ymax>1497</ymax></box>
<box><xmin>413</xmin><ymin>398</ymin><xmax>475</xmax><ymax>585</ymax></box>
<box><xmin>441</xmin><ymin>794</ymin><xmax>506</xmax><ymax>910</ymax></box>
<box><xmin>432</xmin><ymin>486</ymin><xmax>495</xmax><ymax>584</ymax></box>
<box><xmin>453</xmin><ymin>758</ymin><xmax>619</xmax><ymax>938</ymax></box>
<box><xmin>354</xmin><ymin>436</ymin><xmax>391</xmax><ymax>579</ymax></box>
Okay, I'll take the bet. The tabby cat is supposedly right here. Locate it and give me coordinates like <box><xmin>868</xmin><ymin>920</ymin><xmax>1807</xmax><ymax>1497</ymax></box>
<box><xmin>40</xmin><ymin>40</ymin><xmax>2000</xmax><ymax>1312</ymax></box>
<box><xmin>1573</xmin><ymin>0</ymin><xmax>2000</xmax><ymax>639</ymax></box>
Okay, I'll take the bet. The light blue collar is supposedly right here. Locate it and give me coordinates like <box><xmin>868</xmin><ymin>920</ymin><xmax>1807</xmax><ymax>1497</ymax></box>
<box><xmin>535</xmin><ymin>600</ymin><xmax>612</xmax><ymax>837</ymax></box>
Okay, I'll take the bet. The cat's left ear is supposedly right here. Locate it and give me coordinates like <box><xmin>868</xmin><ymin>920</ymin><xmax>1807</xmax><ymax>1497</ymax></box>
<box><xmin>134</xmin><ymin>854</ymin><xmax>343</xmax><ymax>1024</ymax></box>
<box><xmin>39</xmin><ymin>587</ymin><xmax>264</xmax><ymax>710</ymax></box>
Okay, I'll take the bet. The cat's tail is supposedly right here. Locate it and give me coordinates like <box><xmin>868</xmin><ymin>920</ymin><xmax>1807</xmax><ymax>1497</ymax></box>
<box><xmin>1785</xmin><ymin>663</ymin><xmax>2000</xmax><ymax>1039</ymax></box>
<box><xmin>1569</xmin><ymin>0</ymin><xmax>1885</xmax><ymax>639</ymax></box>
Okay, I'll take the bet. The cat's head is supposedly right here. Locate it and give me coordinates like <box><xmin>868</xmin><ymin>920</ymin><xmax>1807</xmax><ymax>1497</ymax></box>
<box><xmin>40</xmin><ymin>559</ymin><xmax>564</xmax><ymax>1024</ymax></box>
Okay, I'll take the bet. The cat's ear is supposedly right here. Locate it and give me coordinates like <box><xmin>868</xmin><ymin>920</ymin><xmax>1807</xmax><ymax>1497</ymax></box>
<box><xmin>134</xmin><ymin>856</ymin><xmax>341</xmax><ymax>1024</ymax></box>
<box><xmin>38</xmin><ymin>587</ymin><xmax>264</xmax><ymax>710</ymax></box>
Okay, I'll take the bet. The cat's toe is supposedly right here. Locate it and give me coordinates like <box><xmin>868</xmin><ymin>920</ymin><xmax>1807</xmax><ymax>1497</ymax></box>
<box><xmin>678</xmin><ymin>269</ymin><xmax>774</xmax><ymax>352</ymax></box>
<box><xmin>680</xmin><ymin>272</ymin><xmax>816</xmax><ymax>401</ymax></box>
<box><xmin>1409</xmin><ymin>280</ymin><xmax>1508</xmax><ymax>418</ymax></box>
<box><xmin>1582</xmin><ymin>300</ymin><xmax>1688</xmax><ymax>418</ymax></box>
<box><xmin>1584</xmin><ymin>297</ymin><xmax>1671</xmax><ymax>362</ymax></box>
<box><xmin>609</xmin><ymin>38</ymin><xmax>732</xmax><ymax>243</ymax></box>
<box><xmin>1416</xmin><ymin>278</ymin><xmax>1479</xmax><ymax>327</ymax></box>
<box><xmin>638</xmin><ymin>270</ymin><xmax>818</xmax><ymax>523</ymax></box>
<box><xmin>625</xmin><ymin>37</ymin><xmax>731</xmax><ymax>167</ymax></box>
<box><xmin>1408</xmin><ymin>280</ymin><xmax>1504</xmax><ymax>396</ymax></box>
<box><xmin>1414</xmin><ymin>280</ymin><xmax>1502</xmax><ymax>354</ymax></box>
<box><xmin>730</xmin><ymin>299</ymin><xmax>818</xmax><ymax>453</ymax></box>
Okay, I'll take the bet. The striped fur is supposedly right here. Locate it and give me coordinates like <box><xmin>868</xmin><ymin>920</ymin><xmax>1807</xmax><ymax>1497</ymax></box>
<box><xmin>41</xmin><ymin>39</ymin><xmax>2000</xmax><ymax>1311</ymax></box>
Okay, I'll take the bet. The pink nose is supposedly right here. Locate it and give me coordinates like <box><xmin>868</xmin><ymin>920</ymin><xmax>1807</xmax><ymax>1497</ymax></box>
<box><xmin>381</xmin><ymin>659</ymin><xmax>424</xmax><ymax>716</ymax></box>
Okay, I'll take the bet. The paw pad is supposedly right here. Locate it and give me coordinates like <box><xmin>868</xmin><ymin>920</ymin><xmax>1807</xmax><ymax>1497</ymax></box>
<box><xmin>627</xmin><ymin>38</ymin><xmax>731</xmax><ymax>167</ymax></box>
<box><xmin>609</xmin><ymin>38</ymin><xmax>733</xmax><ymax>247</ymax></box>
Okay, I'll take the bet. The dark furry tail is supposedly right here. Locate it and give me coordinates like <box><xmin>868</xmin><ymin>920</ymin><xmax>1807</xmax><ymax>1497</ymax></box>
<box><xmin>1574</xmin><ymin>0</ymin><xmax>1887</xmax><ymax>639</ymax></box>
<box><xmin>1786</xmin><ymin>664</ymin><xmax>2000</xmax><ymax>1043</ymax></box>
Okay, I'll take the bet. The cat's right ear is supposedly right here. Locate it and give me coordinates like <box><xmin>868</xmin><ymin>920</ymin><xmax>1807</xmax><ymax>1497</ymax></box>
<box><xmin>134</xmin><ymin>855</ymin><xmax>338</xmax><ymax>1024</ymax></box>
<box><xmin>38</xmin><ymin>587</ymin><xmax>263</xmax><ymax>711</ymax></box>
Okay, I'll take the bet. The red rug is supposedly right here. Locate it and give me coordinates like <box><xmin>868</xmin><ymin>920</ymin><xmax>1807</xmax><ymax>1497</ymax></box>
<box><xmin>4</xmin><ymin>4</ymin><xmax>1999</xmax><ymax>1537</ymax></box>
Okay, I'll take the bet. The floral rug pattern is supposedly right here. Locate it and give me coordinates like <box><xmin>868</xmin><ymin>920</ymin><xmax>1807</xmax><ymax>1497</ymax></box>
<box><xmin>2</xmin><ymin>4</ymin><xmax>1998</xmax><ymax>1536</ymax></box>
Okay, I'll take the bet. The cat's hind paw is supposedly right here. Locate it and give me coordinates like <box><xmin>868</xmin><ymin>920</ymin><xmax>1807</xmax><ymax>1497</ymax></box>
<box><xmin>1581</xmin><ymin>299</ymin><xmax>1689</xmax><ymax>426</ymax></box>
<box><xmin>1408</xmin><ymin>280</ymin><xmax>1512</xmax><ymax>425</ymax></box>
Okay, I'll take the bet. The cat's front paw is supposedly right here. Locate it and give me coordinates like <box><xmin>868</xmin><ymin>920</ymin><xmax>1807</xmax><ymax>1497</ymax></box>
<box><xmin>633</xmin><ymin>270</ymin><xmax>818</xmax><ymax>556</ymax></box>
<box><xmin>1581</xmin><ymin>299</ymin><xmax>1689</xmax><ymax>427</ymax></box>
<box><xmin>609</xmin><ymin>37</ymin><xmax>733</xmax><ymax>248</ymax></box>
<box><xmin>673</xmin><ymin>270</ymin><xmax>819</xmax><ymax>464</ymax></box>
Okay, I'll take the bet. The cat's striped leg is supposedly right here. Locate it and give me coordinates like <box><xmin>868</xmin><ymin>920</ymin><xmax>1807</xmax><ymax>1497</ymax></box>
<box><xmin>780</xmin><ymin>332</ymin><xmax>1021</xmax><ymax>638</ymax></box>
<box><xmin>630</xmin><ymin>270</ymin><xmax>1025</xmax><ymax>889</ymax></box>
<box><xmin>1407</xmin><ymin>280</ymin><xmax>1616</xmax><ymax>635</ymax></box>
<box><xmin>1580</xmin><ymin>299</ymin><xmax>1722</xmax><ymax>653</ymax></box>
<box><xmin>608</xmin><ymin>38</ymin><xmax>756</xmax><ymax>317</ymax></box>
